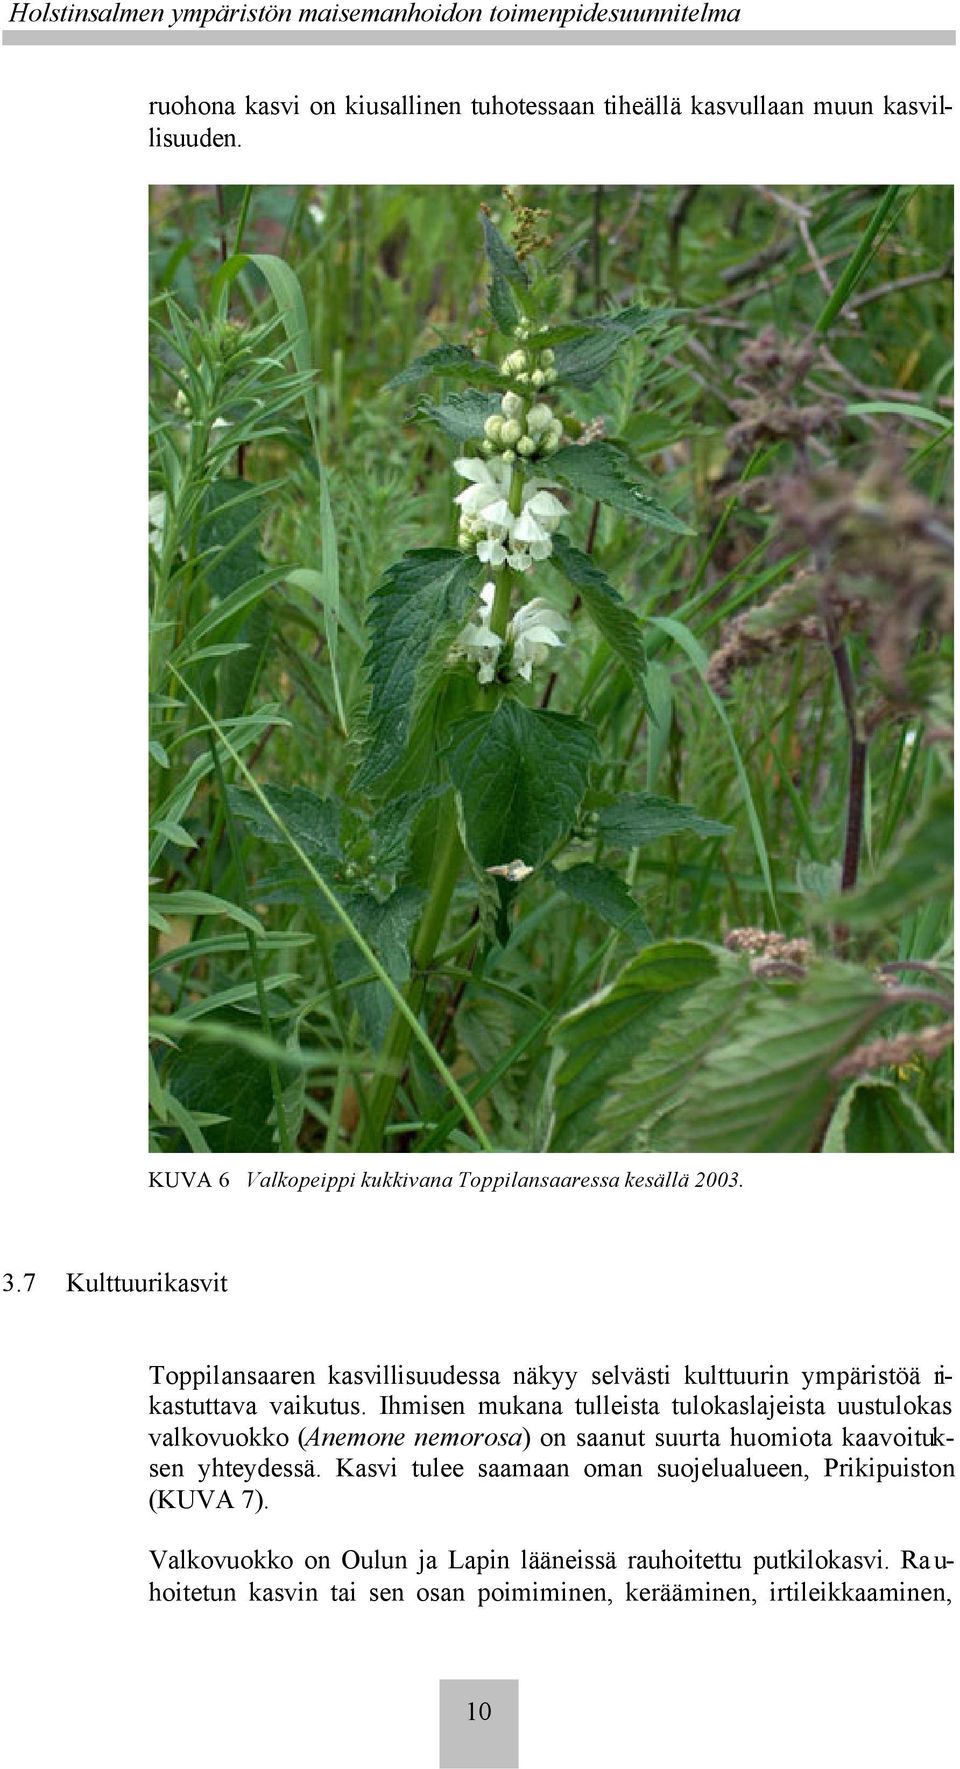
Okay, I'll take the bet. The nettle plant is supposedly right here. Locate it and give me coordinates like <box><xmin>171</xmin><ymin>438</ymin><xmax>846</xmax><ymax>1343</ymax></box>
<box><xmin>151</xmin><ymin>195</ymin><xmax>953</xmax><ymax>1158</ymax></box>
<box><xmin>344</xmin><ymin>208</ymin><xmax>702</xmax><ymax>1149</ymax></box>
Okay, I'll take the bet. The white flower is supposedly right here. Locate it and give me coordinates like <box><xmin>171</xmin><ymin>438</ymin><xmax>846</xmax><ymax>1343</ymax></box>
<box><xmin>454</xmin><ymin>582</ymin><xmax>502</xmax><ymax>684</ymax></box>
<box><xmin>453</xmin><ymin>459</ymin><xmax>568</xmax><ymax>573</ymax></box>
<box><xmin>509</xmin><ymin>599</ymin><xmax>571</xmax><ymax>681</ymax></box>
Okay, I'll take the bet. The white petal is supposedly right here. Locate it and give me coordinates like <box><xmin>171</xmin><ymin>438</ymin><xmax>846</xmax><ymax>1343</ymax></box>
<box><xmin>453</xmin><ymin>456</ymin><xmax>497</xmax><ymax>485</ymax></box>
<box><xmin>511</xmin><ymin>508</ymin><xmax>549</xmax><ymax>546</ymax></box>
<box><xmin>524</xmin><ymin>489</ymin><xmax>566</xmax><ymax>529</ymax></box>
<box><xmin>507</xmin><ymin>550</ymin><xmax>534</xmax><ymax>573</ymax></box>
<box><xmin>481</xmin><ymin>499</ymin><xmax>514</xmax><ymax>531</ymax></box>
<box><xmin>477</xmin><ymin>538</ymin><xmax>507</xmax><ymax>566</ymax></box>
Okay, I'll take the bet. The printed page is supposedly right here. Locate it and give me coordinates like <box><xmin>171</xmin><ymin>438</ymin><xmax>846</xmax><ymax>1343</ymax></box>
<box><xmin>1</xmin><ymin>4</ymin><xmax>955</xmax><ymax>1766</ymax></box>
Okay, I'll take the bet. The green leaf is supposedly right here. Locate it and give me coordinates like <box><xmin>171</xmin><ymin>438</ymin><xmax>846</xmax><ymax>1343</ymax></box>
<box><xmin>445</xmin><ymin>699</ymin><xmax>599</xmax><ymax>870</ymax></box>
<box><xmin>548</xmin><ymin>442</ymin><xmax>694</xmax><ymax>534</ymax></box>
<box><xmin>356</xmin><ymin>549</ymin><xmax>483</xmax><ymax>790</ymax></box>
<box><xmin>198</xmin><ymin>480</ymin><xmax>265</xmax><ymax>601</ymax></box>
<box><xmin>552</xmin><ymin>304</ymin><xmax>684</xmax><ymax>387</ymax></box>
<box><xmin>546</xmin><ymin>862</ymin><xmax>652</xmax><ymax>949</ymax></box>
<box><xmin>670</xmin><ymin>961</ymin><xmax>892</xmax><ymax>1152</ymax></box>
<box><xmin>412</xmin><ymin>390</ymin><xmax>501</xmax><ymax>443</ymax></box>
<box><xmin>822</xmin><ymin>783</ymin><xmax>953</xmax><ymax>929</ymax></box>
<box><xmin>597</xmin><ymin>791</ymin><xmax>731</xmax><ymax>849</ymax></box>
<box><xmin>371</xmin><ymin>786</ymin><xmax>446</xmax><ymax>874</ymax></box>
<box><xmin>149</xmin><ymin>889</ymin><xmax>263</xmax><ymax>937</ymax></box>
<box><xmin>600</xmin><ymin>958</ymin><xmax>759</xmax><ymax>1151</ymax></box>
<box><xmin>824</xmin><ymin>1078</ymin><xmax>945</xmax><ymax>1153</ymax></box>
<box><xmin>227</xmin><ymin>784</ymin><xmax>341</xmax><ymax>869</ymax></box>
<box><xmin>488</xmin><ymin>272</ymin><xmax>519</xmax><ymax>335</ymax></box>
<box><xmin>550</xmin><ymin>536</ymin><xmax>649</xmax><ymax>700</ymax></box>
<box><xmin>164</xmin><ymin>1028</ymin><xmax>284</xmax><ymax>1153</ymax></box>
<box><xmin>386</xmin><ymin>345</ymin><xmax>499</xmax><ymax>391</ymax></box>
<box><xmin>482</xmin><ymin>213</ymin><xmax>529</xmax><ymax>288</ymax></box>
<box><xmin>546</xmin><ymin>939</ymin><xmax>723</xmax><ymax>1152</ymax></box>
<box><xmin>335</xmin><ymin>884</ymin><xmax>428</xmax><ymax>1050</ymax></box>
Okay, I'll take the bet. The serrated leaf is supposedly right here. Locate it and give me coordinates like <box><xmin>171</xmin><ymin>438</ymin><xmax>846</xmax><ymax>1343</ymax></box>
<box><xmin>371</xmin><ymin>785</ymin><xmax>446</xmax><ymax>874</ymax></box>
<box><xmin>669</xmin><ymin>962</ymin><xmax>892</xmax><ymax>1152</ymax></box>
<box><xmin>227</xmin><ymin>784</ymin><xmax>342</xmax><ymax>869</ymax></box>
<box><xmin>489</xmin><ymin>272</ymin><xmax>519</xmax><ymax>335</ymax></box>
<box><xmin>597</xmin><ymin>791</ymin><xmax>731</xmax><ymax>849</ymax></box>
<box><xmin>386</xmin><ymin>345</ymin><xmax>500</xmax><ymax>391</ymax></box>
<box><xmin>548</xmin><ymin>442</ymin><xmax>694</xmax><ymax>534</ymax></box>
<box><xmin>552</xmin><ymin>304</ymin><xmax>684</xmax><ymax>388</ymax></box>
<box><xmin>546</xmin><ymin>939</ymin><xmax>722</xmax><ymax>1152</ymax></box>
<box><xmin>550</xmin><ymin>536</ymin><xmax>649</xmax><ymax>701</ymax></box>
<box><xmin>356</xmin><ymin>549</ymin><xmax>483</xmax><ymax>790</ymax></box>
<box><xmin>164</xmin><ymin>1026</ymin><xmax>286</xmax><ymax>1153</ymax></box>
<box><xmin>546</xmin><ymin>861</ymin><xmax>652</xmax><ymax>949</ymax></box>
<box><xmin>334</xmin><ymin>884</ymin><xmax>427</xmax><ymax>1051</ymax></box>
<box><xmin>412</xmin><ymin>390</ymin><xmax>501</xmax><ymax>443</ymax></box>
<box><xmin>482</xmin><ymin>213</ymin><xmax>529</xmax><ymax>288</ymax></box>
<box><xmin>445</xmin><ymin>699</ymin><xmax>599</xmax><ymax>871</ymax></box>
<box><xmin>822</xmin><ymin>783</ymin><xmax>953</xmax><ymax>929</ymax></box>
<box><xmin>600</xmin><ymin>959</ymin><xmax>759</xmax><ymax>1151</ymax></box>
<box><xmin>824</xmin><ymin>1079</ymin><xmax>945</xmax><ymax>1154</ymax></box>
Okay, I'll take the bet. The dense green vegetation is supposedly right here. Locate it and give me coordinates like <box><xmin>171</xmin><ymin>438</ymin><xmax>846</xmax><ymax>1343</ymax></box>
<box><xmin>149</xmin><ymin>184</ymin><xmax>953</xmax><ymax>1154</ymax></box>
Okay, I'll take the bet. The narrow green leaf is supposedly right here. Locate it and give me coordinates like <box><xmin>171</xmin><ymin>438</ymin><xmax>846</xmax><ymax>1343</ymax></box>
<box><xmin>150</xmin><ymin>888</ymin><xmax>263</xmax><ymax>936</ymax></box>
<box><xmin>446</xmin><ymin>699</ymin><xmax>599</xmax><ymax>871</ymax></box>
<box><xmin>550</xmin><ymin>536</ymin><xmax>649</xmax><ymax>700</ymax></box>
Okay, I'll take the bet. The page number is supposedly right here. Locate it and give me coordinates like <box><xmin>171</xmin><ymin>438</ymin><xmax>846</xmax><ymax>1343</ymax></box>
<box><xmin>468</xmin><ymin>1703</ymin><xmax>492</xmax><ymax>1722</ymax></box>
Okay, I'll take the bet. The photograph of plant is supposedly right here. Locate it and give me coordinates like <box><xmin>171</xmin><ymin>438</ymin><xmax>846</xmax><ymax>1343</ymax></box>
<box><xmin>149</xmin><ymin>185</ymin><xmax>953</xmax><ymax>1155</ymax></box>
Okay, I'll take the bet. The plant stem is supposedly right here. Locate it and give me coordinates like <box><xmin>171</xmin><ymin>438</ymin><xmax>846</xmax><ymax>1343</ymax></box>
<box><xmin>208</xmin><ymin>737</ymin><xmax>292</xmax><ymax>1151</ymax></box>
<box><xmin>827</xmin><ymin>631</ymin><xmax>867</xmax><ymax>894</ymax></box>
<box><xmin>361</xmin><ymin>800</ymin><xmax>466</xmax><ymax>1150</ymax></box>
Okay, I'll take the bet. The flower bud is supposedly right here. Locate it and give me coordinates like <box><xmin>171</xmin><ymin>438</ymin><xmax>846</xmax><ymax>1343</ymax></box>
<box><xmin>481</xmin><ymin>439</ymin><xmax>496</xmax><ymax>456</ymax></box>
<box><xmin>530</xmin><ymin>369</ymin><xmax>546</xmax><ymax>390</ymax></box>
<box><xmin>500</xmin><ymin>391</ymin><xmax>526</xmax><ymax>421</ymax></box>
<box><xmin>541</xmin><ymin>349</ymin><xmax>555</xmax><ymax>367</ymax></box>
<box><xmin>516</xmin><ymin>371</ymin><xmax>531</xmax><ymax>385</ymax></box>
<box><xmin>516</xmin><ymin>436</ymin><xmax>537</xmax><ymax>457</ymax></box>
<box><xmin>484</xmin><ymin>414</ymin><xmax>504</xmax><ymax>443</ymax></box>
<box><xmin>543</xmin><ymin>367</ymin><xmax>558</xmax><ymax>386</ymax></box>
<box><xmin>501</xmin><ymin>448</ymin><xmax>516</xmax><ymax>463</ymax></box>
<box><xmin>501</xmin><ymin>349</ymin><xmax>529</xmax><ymax>376</ymax></box>
<box><xmin>500</xmin><ymin>418</ymin><xmax>523</xmax><ymax>448</ymax></box>
<box><xmin>526</xmin><ymin>403</ymin><xmax>553</xmax><ymax>437</ymax></box>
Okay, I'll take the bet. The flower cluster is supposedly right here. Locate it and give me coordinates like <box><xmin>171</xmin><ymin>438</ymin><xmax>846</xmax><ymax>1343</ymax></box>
<box><xmin>480</xmin><ymin>325</ymin><xmax>564</xmax><ymax>465</ymax></box>
<box><xmin>455</xmin><ymin>457</ymin><xmax>567</xmax><ymax>574</ymax></box>
<box><xmin>454</xmin><ymin>583</ymin><xmax>570</xmax><ymax>685</ymax></box>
